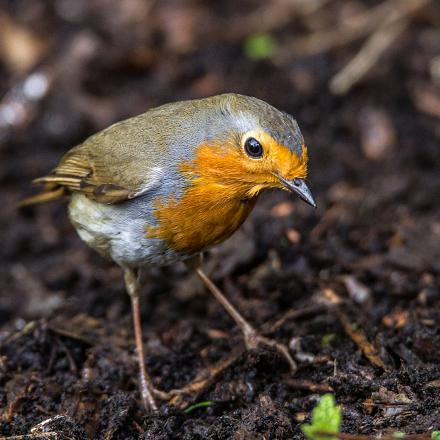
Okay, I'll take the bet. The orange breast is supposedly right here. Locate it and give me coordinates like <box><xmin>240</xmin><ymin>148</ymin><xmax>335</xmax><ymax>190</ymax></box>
<box><xmin>146</xmin><ymin>137</ymin><xmax>297</xmax><ymax>254</ymax></box>
<box><xmin>147</xmin><ymin>183</ymin><xmax>257</xmax><ymax>254</ymax></box>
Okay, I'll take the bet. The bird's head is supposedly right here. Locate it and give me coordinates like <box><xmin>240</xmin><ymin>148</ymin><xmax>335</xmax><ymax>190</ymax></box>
<box><xmin>181</xmin><ymin>94</ymin><xmax>316</xmax><ymax>208</ymax></box>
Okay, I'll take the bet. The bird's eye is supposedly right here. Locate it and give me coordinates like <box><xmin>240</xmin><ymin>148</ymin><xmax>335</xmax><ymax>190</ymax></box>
<box><xmin>244</xmin><ymin>137</ymin><xmax>263</xmax><ymax>158</ymax></box>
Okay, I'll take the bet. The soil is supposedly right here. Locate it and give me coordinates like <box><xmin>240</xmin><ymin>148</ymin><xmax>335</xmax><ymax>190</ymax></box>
<box><xmin>0</xmin><ymin>1</ymin><xmax>439</xmax><ymax>439</ymax></box>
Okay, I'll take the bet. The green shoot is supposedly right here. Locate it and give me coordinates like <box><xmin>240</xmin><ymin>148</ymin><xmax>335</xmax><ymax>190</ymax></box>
<box><xmin>244</xmin><ymin>34</ymin><xmax>278</xmax><ymax>60</ymax></box>
<box><xmin>321</xmin><ymin>333</ymin><xmax>335</xmax><ymax>348</ymax></box>
<box><xmin>184</xmin><ymin>400</ymin><xmax>214</xmax><ymax>414</ymax></box>
<box><xmin>301</xmin><ymin>394</ymin><xmax>342</xmax><ymax>440</ymax></box>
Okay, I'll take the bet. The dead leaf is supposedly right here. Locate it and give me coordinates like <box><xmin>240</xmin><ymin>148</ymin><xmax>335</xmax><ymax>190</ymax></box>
<box><xmin>270</xmin><ymin>201</ymin><xmax>295</xmax><ymax>218</ymax></box>
<box><xmin>339</xmin><ymin>311</ymin><xmax>389</xmax><ymax>370</ymax></box>
<box><xmin>0</xmin><ymin>13</ymin><xmax>50</xmax><ymax>74</ymax></box>
<box><xmin>382</xmin><ymin>310</ymin><xmax>409</xmax><ymax>328</ymax></box>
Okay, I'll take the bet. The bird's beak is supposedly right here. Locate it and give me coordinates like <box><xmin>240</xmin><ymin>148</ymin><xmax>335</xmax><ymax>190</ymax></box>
<box><xmin>277</xmin><ymin>176</ymin><xmax>317</xmax><ymax>208</ymax></box>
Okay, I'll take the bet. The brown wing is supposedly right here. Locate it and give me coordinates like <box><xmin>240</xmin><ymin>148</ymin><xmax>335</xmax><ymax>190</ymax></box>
<box><xmin>20</xmin><ymin>102</ymin><xmax>190</xmax><ymax>207</ymax></box>
<box><xmin>21</xmin><ymin>144</ymin><xmax>137</xmax><ymax>206</ymax></box>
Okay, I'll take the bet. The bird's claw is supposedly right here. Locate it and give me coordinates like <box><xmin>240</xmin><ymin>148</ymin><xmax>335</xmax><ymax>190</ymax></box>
<box><xmin>152</xmin><ymin>388</ymin><xmax>178</xmax><ymax>400</ymax></box>
<box><xmin>244</xmin><ymin>329</ymin><xmax>297</xmax><ymax>372</ymax></box>
<box><xmin>152</xmin><ymin>383</ymin><xmax>207</xmax><ymax>408</ymax></box>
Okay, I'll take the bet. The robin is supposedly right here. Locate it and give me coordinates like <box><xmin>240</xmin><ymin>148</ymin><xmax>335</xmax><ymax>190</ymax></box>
<box><xmin>21</xmin><ymin>93</ymin><xmax>316</xmax><ymax>411</ymax></box>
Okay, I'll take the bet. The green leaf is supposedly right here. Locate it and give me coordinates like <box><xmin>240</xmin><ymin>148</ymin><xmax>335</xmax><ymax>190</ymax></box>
<box><xmin>321</xmin><ymin>333</ymin><xmax>335</xmax><ymax>348</ymax></box>
<box><xmin>393</xmin><ymin>432</ymin><xmax>406</xmax><ymax>439</ymax></box>
<box><xmin>183</xmin><ymin>400</ymin><xmax>214</xmax><ymax>414</ymax></box>
<box><xmin>301</xmin><ymin>394</ymin><xmax>342</xmax><ymax>440</ymax></box>
<box><xmin>244</xmin><ymin>34</ymin><xmax>278</xmax><ymax>60</ymax></box>
<box><xmin>432</xmin><ymin>431</ymin><xmax>440</xmax><ymax>440</ymax></box>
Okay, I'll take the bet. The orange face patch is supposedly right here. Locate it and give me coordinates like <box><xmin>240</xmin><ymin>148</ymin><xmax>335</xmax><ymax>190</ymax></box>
<box><xmin>241</xmin><ymin>130</ymin><xmax>308</xmax><ymax>184</ymax></box>
<box><xmin>147</xmin><ymin>134</ymin><xmax>308</xmax><ymax>254</ymax></box>
<box><xmin>179</xmin><ymin>132</ymin><xmax>308</xmax><ymax>197</ymax></box>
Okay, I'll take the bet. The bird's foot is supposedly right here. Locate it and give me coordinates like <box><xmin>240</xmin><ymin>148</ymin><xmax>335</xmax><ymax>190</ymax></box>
<box><xmin>151</xmin><ymin>351</ymin><xmax>241</xmax><ymax>408</ymax></box>
<box><xmin>150</xmin><ymin>331</ymin><xmax>296</xmax><ymax>409</ymax></box>
<box><xmin>243</xmin><ymin>326</ymin><xmax>297</xmax><ymax>372</ymax></box>
<box><xmin>152</xmin><ymin>379</ymin><xmax>206</xmax><ymax>404</ymax></box>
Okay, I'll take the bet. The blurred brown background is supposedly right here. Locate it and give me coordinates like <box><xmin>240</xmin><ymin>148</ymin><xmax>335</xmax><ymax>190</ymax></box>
<box><xmin>0</xmin><ymin>1</ymin><xmax>439</xmax><ymax>438</ymax></box>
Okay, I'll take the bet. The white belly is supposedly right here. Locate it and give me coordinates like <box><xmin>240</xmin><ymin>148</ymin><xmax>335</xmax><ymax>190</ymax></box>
<box><xmin>68</xmin><ymin>193</ymin><xmax>181</xmax><ymax>268</ymax></box>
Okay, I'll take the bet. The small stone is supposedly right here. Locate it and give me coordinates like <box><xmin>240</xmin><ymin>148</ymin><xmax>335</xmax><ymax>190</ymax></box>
<box><xmin>359</xmin><ymin>107</ymin><xmax>396</xmax><ymax>160</ymax></box>
<box><xmin>286</xmin><ymin>228</ymin><xmax>301</xmax><ymax>244</ymax></box>
<box><xmin>271</xmin><ymin>201</ymin><xmax>295</xmax><ymax>218</ymax></box>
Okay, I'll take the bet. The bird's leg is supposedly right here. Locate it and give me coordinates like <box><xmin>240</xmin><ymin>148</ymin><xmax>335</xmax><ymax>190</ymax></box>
<box><xmin>123</xmin><ymin>268</ymin><xmax>158</xmax><ymax>411</ymax></box>
<box><xmin>192</xmin><ymin>263</ymin><xmax>297</xmax><ymax>372</ymax></box>
<box><xmin>123</xmin><ymin>268</ymin><xmax>220</xmax><ymax>408</ymax></box>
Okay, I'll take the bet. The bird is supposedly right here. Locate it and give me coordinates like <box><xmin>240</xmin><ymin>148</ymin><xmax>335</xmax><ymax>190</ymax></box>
<box><xmin>21</xmin><ymin>93</ymin><xmax>316</xmax><ymax>411</ymax></box>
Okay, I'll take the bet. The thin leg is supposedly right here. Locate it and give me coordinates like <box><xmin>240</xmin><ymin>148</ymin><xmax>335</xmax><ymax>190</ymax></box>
<box><xmin>124</xmin><ymin>268</ymin><xmax>158</xmax><ymax>411</ymax></box>
<box><xmin>194</xmin><ymin>266</ymin><xmax>297</xmax><ymax>372</ymax></box>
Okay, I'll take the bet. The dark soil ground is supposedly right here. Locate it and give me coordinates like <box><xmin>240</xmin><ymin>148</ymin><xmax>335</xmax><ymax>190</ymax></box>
<box><xmin>0</xmin><ymin>1</ymin><xmax>439</xmax><ymax>439</ymax></box>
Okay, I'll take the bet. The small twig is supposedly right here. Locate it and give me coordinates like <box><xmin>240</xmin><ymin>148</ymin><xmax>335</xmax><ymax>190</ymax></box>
<box><xmin>287</xmin><ymin>0</ymin><xmax>430</xmax><ymax>56</ymax></box>
<box><xmin>162</xmin><ymin>348</ymin><xmax>243</xmax><ymax>408</ymax></box>
<box><xmin>55</xmin><ymin>337</ymin><xmax>78</xmax><ymax>373</ymax></box>
<box><xmin>226</xmin><ymin>0</ymin><xmax>332</xmax><ymax>41</ymax></box>
<box><xmin>1</xmin><ymin>388</ymin><xmax>33</xmax><ymax>423</ymax></box>
<box><xmin>47</xmin><ymin>325</ymin><xmax>94</xmax><ymax>346</ymax></box>
<box><xmin>330</xmin><ymin>20</ymin><xmax>407</xmax><ymax>95</ymax></box>
<box><xmin>33</xmin><ymin>404</ymin><xmax>53</xmax><ymax>417</ymax></box>
<box><xmin>0</xmin><ymin>434</ymin><xmax>63</xmax><ymax>440</ymax></box>
<box><xmin>338</xmin><ymin>311</ymin><xmax>389</xmax><ymax>371</ymax></box>
<box><xmin>132</xmin><ymin>419</ymin><xmax>145</xmax><ymax>434</ymax></box>
<box><xmin>1</xmin><ymin>321</ymin><xmax>37</xmax><ymax>347</ymax></box>
<box><xmin>262</xmin><ymin>304</ymin><xmax>327</xmax><ymax>335</ymax></box>
<box><xmin>310</xmin><ymin>204</ymin><xmax>346</xmax><ymax>241</ymax></box>
<box><xmin>47</xmin><ymin>341</ymin><xmax>57</xmax><ymax>373</ymax></box>
<box><xmin>315</xmin><ymin>432</ymin><xmax>433</xmax><ymax>440</ymax></box>
<box><xmin>411</xmin><ymin>83</ymin><xmax>440</xmax><ymax>119</ymax></box>
<box><xmin>330</xmin><ymin>0</ymin><xmax>431</xmax><ymax>94</ymax></box>
<box><xmin>287</xmin><ymin>0</ymin><xmax>399</xmax><ymax>55</ymax></box>
<box><xmin>28</xmin><ymin>415</ymin><xmax>80</xmax><ymax>440</ymax></box>
<box><xmin>284</xmin><ymin>377</ymin><xmax>333</xmax><ymax>393</ymax></box>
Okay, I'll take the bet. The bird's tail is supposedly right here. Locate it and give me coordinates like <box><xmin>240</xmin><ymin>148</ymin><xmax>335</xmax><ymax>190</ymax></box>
<box><xmin>19</xmin><ymin>181</ymin><xmax>67</xmax><ymax>207</ymax></box>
